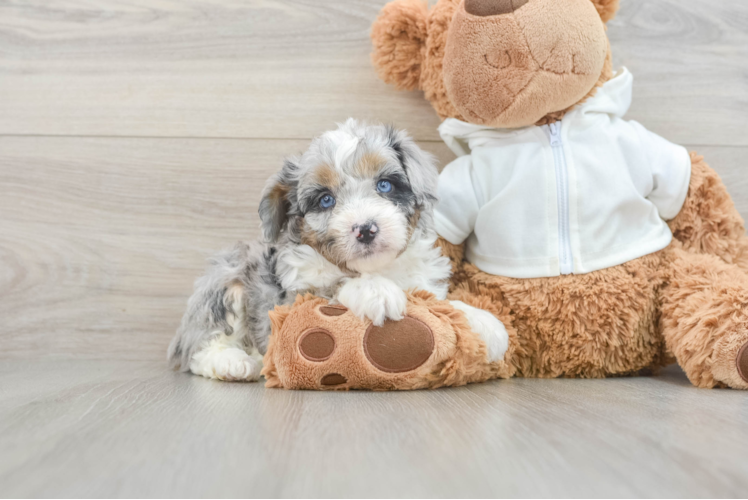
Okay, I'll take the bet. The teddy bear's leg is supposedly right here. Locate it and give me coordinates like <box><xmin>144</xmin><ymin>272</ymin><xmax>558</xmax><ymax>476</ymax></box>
<box><xmin>668</xmin><ymin>153</ymin><xmax>748</xmax><ymax>272</ymax></box>
<box><xmin>661</xmin><ymin>246</ymin><xmax>748</xmax><ymax>389</ymax></box>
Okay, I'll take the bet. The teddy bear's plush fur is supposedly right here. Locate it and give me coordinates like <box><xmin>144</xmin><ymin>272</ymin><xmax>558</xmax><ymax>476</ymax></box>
<box><xmin>371</xmin><ymin>0</ymin><xmax>748</xmax><ymax>389</ymax></box>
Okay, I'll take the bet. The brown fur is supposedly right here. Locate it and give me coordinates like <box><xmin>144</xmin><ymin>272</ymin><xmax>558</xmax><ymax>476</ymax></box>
<box><xmin>312</xmin><ymin>164</ymin><xmax>340</xmax><ymax>189</ymax></box>
<box><xmin>668</xmin><ymin>153</ymin><xmax>748</xmax><ymax>270</ymax></box>
<box><xmin>354</xmin><ymin>152</ymin><xmax>386</xmax><ymax>178</ymax></box>
<box><xmin>299</xmin><ymin>221</ymin><xmax>347</xmax><ymax>270</ymax></box>
<box><xmin>370</xmin><ymin>0</ymin><xmax>429</xmax><ymax>92</ymax></box>
<box><xmin>419</xmin><ymin>0</ymin><xmax>465</xmax><ymax>121</ymax></box>
<box><xmin>435</xmin><ymin>235</ymin><xmax>465</xmax><ymax>282</ymax></box>
<box><xmin>267</xmin><ymin>182</ymin><xmax>289</xmax><ymax>205</ymax></box>
<box><xmin>660</xmin><ymin>244</ymin><xmax>748</xmax><ymax>389</ymax></box>
<box><xmin>405</xmin><ymin>207</ymin><xmax>422</xmax><ymax>245</ymax></box>
<box><xmin>450</xmin><ymin>249</ymin><xmax>669</xmax><ymax>379</ymax></box>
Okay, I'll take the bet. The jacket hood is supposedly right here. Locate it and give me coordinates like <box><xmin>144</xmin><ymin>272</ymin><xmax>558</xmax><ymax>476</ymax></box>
<box><xmin>439</xmin><ymin>68</ymin><xmax>634</xmax><ymax>157</ymax></box>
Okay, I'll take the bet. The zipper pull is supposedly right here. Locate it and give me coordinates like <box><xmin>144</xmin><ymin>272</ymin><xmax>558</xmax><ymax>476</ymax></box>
<box><xmin>548</xmin><ymin>122</ymin><xmax>562</xmax><ymax>146</ymax></box>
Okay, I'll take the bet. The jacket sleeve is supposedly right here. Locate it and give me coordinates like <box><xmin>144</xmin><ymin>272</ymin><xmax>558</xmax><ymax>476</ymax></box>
<box><xmin>631</xmin><ymin>121</ymin><xmax>692</xmax><ymax>220</ymax></box>
<box><xmin>434</xmin><ymin>155</ymin><xmax>481</xmax><ymax>245</ymax></box>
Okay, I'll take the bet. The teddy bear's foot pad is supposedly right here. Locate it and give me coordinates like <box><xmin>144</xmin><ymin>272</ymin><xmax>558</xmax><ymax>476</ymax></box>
<box><xmin>321</xmin><ymin>373</ymin><xmax>347</xmax><ymax>386</ymax></box>
<box><xmin>738</xmin><ymin>341</ymin><xmax>748</xmax><ymax>383</ymax></box>
<box><xmin>364</xmin><ymin>317</ymin><xmax>434</xmax><ymax>373</ymax></box>
<box><xmin>299</xmin><ymin>329</ymin><xmax>336</xmax><ymax>362</ymax></box>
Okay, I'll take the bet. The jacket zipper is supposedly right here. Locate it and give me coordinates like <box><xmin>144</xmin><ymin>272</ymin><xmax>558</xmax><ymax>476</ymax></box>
<box><xmin>548</xmin><ymin>122</ymin><xmax>574</xmax><ymax>275</ymax></box>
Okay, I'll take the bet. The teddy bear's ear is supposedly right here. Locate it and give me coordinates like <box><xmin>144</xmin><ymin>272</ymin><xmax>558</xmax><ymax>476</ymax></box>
<box><xmin>371</xmin><ymin>0</ymin><xmax>429</xmax><ymax>91</ymax></box>
<box><xmin>589</xmin><ymin>0</ymin><xmax>620</xmax><ymax>23</ymax></box>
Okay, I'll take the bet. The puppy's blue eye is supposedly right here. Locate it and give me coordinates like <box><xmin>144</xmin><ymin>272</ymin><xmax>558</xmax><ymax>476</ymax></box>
<box><xmin>319</xmin><ymin>194</ymin><xmax>335</xmax><ymax>209</ymax></box>
<box><xmin>377</xmin><ymin>180</ymin><xmax>393</xmax><ymax>193</ymax></box>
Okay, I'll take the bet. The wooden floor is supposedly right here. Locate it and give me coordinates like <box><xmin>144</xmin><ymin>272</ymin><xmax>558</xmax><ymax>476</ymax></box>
<box><xmin>1</xmin><ymin>0</ymin><xmax>747</xmax><ymax>497</ymax></box>
<box><xmin>2</xmin><ymin>361</ymin><xmax>748</xmax><ymax>498</ymax></box>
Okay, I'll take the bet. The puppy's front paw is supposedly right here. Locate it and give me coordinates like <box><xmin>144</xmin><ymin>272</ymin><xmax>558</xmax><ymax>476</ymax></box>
<box><xmin>450</xmin><ymin>301</ymin><xmax>509</xmax><ymax>363</ymax></box>
<box><xmin>337</xmin><ymin>275</ymin><xmax>407</xmax><ymax>326</ymax></box>
<box><xmin>190</xmin><ymin>345</ymin><xmax>263</xmax><ymax>382</ymax></box>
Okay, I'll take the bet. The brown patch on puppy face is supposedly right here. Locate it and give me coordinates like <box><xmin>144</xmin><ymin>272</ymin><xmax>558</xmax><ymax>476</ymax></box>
<box><xmin>312</xmin><ymin>164</ymin><xmax>340</xmax><ymax>190</ymax></box>
<box><xmin>407</xmin><ymin>208</ymin><xmax>421</xmax><ymax>237</ymax></box>
<box><xmin>354</xmin><ymin>153</ymin><xmax>386</xmax><ymax>179</ymax></box>
<box><xmin>301</xmin><ymin>223</ymin><xmax>336</xmax><ymax>261</ymax></box>
<box><xmin>300</xmin><ymin>221</ymin><xmax>352</xmax><ymax>272</ymax></box>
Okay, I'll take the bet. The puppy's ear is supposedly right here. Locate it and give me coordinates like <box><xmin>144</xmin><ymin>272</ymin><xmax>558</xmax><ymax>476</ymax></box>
<box><xmin>386</xmin><ymin>126</ymin><xmax>439</xmax><ymax>210</ymax></box>
<box><xmin>589</xmin><ymin>0</ymin><xmax>619</xmax><ymax>23</ymax></box>
<box><xmin>259</xmin><ymin>159</ymin><xmax>298</xmax><ymax>243</ymax></box>
<box><xmin>371</xmin><ymin>0</ymin><xmax>429</xmax><ymax>91</ymax></box>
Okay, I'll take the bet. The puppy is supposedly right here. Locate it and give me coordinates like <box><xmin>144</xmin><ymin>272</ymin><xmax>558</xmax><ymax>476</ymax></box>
<box><xmin>167</xmin><ymin>120</ymin><xmax>508</xmax><ymax>381</ymax></box>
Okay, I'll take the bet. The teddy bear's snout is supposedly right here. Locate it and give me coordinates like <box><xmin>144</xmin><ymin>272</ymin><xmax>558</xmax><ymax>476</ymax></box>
<box><xmin>465</xmin><ymin>0</ymin><xmax>530</xmax><ymax>17</ymax></box>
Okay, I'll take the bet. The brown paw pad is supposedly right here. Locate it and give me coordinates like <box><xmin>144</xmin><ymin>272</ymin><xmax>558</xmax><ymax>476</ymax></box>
<box><xmin>738</xmin><ymin>342</ymin><xmax>748</xmax><ymax>383</ymax></box>
<box><xmin>321</xmin><ymin>373</ymin><xmax>347</xmax><ymax>386</ymax></box>
<box><xmin>299</xmin><ymin>329</ymin><xmax>336</xmax><ymax>362</ymax></box>
<box><xmin>363</xmin><ymin>316</ymin><xmax>434</xmax><ymax>373</ymax></box>
<box><xmin>319</xmin><ymin>305</ymin><xmax>347</xmax><ymax>317</ymax></box>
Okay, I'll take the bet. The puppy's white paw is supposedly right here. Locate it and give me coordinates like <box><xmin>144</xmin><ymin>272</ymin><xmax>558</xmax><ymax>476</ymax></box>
<box><xmin>190</xmin><ymin>343</ymin><xmax>262</xmax><ymax>382</ymax></box>
<box><xmin>337</xmin><ymin>275</ymin><xmax>407</xmax><ymax>326</ymax></box>
<box><xmin>450</xmin><ymin>300</ymin><xmax>509</xmax><ymax>363</ymax></box>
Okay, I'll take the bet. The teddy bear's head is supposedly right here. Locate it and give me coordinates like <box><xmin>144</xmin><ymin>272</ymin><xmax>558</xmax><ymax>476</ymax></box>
<box><xmin>372</xmin><ymin>0</ymin><xmax>619</xmax><ymax>128</ymax></box>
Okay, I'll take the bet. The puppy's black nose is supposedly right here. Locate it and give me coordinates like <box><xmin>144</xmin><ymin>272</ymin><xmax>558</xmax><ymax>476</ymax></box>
<box><xmin>355</xmin><ymin>223</ymin><xmax>378</xmax><ymax>245</ymax></box>
<box><xmin>465</xmin><ymin>0</ymin><xmax>529</xmax><ymax>16</ymax></box>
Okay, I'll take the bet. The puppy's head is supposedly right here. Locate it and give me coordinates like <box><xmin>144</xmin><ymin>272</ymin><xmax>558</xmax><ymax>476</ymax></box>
<box><xmin>259</xmin><ymin>119</ymin><xmax>438</xmax><ymax>273</ymax></box>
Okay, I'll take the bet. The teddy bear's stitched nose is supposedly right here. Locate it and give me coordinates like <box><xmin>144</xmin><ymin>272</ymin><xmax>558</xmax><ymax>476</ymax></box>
<box><xmin>465</xmin><ymin>0</ymin><xmax>530</xmax><ymax>16</ymax></box>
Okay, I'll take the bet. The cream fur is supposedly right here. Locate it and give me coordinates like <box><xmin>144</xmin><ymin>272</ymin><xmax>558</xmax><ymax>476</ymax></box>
<box><xmin>190</xmin><ymin>333</ymin><xmax>263</xmax><ymax>382</ymax></box>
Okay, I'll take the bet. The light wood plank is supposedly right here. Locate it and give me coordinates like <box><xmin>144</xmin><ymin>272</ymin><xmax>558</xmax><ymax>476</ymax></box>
<box><xmin>0</xmin><ymin>136</ymin><xmax>454</xmax><ymax>360</ymax></box>
<box><xmin>0</xmin><ymin>0</ymin><xmax>746</xmax><ymax>145</ymax></box>
<box><xmin>612</xmin><ymin>1</ymin><xmax>748</xmax><ymax>145</ymax></box>
<box><xmin>0</xmin><ymin>137</ymin><xmax>745</xmax><ymax>361</ymax></box>
<box><xmin>1</xmin><ymin>360</ymin><xmax>747</xmax><ymax>498</ymax></box>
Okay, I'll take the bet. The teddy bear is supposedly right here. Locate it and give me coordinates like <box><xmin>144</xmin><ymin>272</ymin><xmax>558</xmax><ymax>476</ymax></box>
<box><xmin>361</xmin><ymin>0</ymin><xmax>748</xmax><ymax>390</ymax></box>
<box><xmin>261</xmin><ymin>0</ymin><xmax>748</xmax><ymax>391</ymax></box>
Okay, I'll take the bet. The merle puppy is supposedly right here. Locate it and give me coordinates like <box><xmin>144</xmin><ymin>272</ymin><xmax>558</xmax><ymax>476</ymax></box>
<box><xmin>168</xmin><ymin>120</ymin><xmax>508</xmax><ymax>381</ymax></box>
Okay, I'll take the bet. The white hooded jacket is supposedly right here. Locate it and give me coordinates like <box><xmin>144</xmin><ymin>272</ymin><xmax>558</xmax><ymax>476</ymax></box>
<box><xmin>434</xmin><ymin>69</ymin><xmax>691</xmax><ymax>279</ymax></box>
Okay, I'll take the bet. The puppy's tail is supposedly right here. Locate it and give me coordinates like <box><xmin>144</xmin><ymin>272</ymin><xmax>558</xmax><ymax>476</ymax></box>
<box><xmin>167</xmin><ymin>241</ymin><xmax>274</xmax><ymax>372</ymax></box>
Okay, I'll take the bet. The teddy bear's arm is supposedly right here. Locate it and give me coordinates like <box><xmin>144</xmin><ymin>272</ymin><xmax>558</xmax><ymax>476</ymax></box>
<box><xmin>668</xmin><ymin>153</ymin><xmax>748</xmax><ymax>271</ymax></box>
